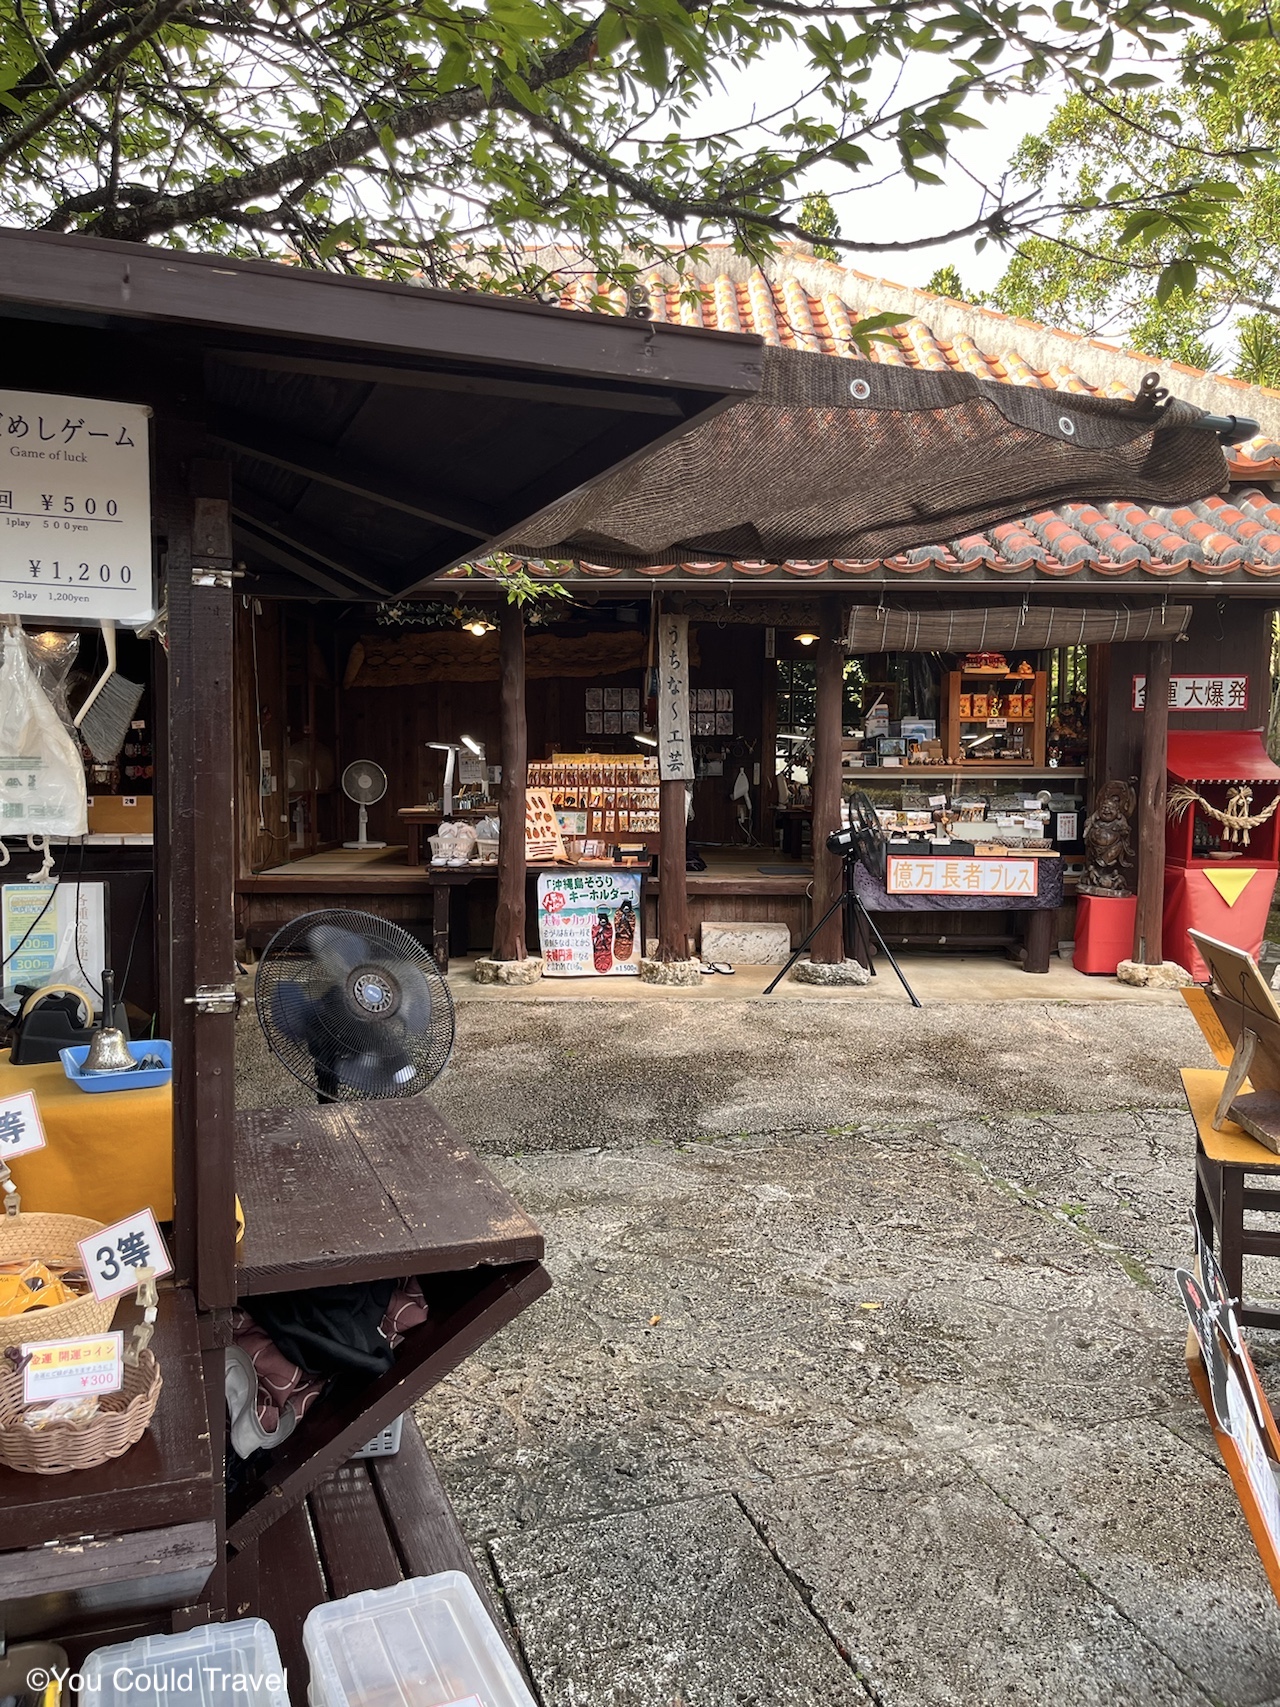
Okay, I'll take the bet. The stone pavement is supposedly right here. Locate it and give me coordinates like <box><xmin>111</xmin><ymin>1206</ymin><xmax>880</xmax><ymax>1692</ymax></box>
<box><xmin>235</xmin><ymin>995</ymin><xmax>1280</xmax><ymax>1704</ymax></box>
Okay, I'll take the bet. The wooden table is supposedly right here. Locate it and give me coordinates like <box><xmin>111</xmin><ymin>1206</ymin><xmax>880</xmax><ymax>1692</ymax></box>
<box><xmin>0</xmin><ymin>1051</ymin><xmax>173</xmax><ymax>1222</ymax></box>
<box><xmin>228</xmin><ymin>1099</ymin><xmax>549</xmax><ymax>1553</ymax></box>
<box><xmin>852</xmin><ymin>853</ymin><xmax>1064</xmax><ymax>974</ymax></box>
<box><xmin>397</xmin><ymin>806</ymin><xmax>490</xmax><ymax>868</ymax></box>
<box><xmin>1183</xmin><ymin>1066</ymin><xmax>1280</xmax><ymax>1329</ymax></box>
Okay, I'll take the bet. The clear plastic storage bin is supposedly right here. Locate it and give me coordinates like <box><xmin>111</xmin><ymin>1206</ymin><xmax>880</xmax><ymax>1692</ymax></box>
<box><xmin>304</xmin><ymin>1571</ymin><xmax>536</xmax><ymax>1707</ymax></box>
<box><xmin>81</xmin><ymin>1619</ymin><xmax>290</xmax><ymax>1707</ymax></box>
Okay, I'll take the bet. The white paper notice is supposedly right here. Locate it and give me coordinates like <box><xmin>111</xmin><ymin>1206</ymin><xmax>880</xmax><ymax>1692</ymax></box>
<box><xmin>0</xmin><ymin>390</ymin><xmax>154</xmax><ymax>626</ymax></box>
<box><xmin>22</xmin><ymin>1330</ymin><xmax>123</xmax><ymax>1404</ymax></box>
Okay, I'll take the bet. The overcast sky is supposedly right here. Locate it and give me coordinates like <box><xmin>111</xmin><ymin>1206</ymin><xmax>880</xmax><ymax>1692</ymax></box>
<box><xmin>680</xmin><ymin>40</ymin><xmax>1066</xmax><ymax>295</ymax></box>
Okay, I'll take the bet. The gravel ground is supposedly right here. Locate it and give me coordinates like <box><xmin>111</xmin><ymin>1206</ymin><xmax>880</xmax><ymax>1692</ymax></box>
<box><xmin>235</xmin><ymin>994</ymin><xmax>1280</xmax><ymax>1706</ymax></box>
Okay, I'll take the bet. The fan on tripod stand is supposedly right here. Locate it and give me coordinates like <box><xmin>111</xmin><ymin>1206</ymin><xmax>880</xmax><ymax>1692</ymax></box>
<box><xmin>256</xmin><ymin>910</ymin><xmax>454</xmax><ymax>1100</ymax></box>
<box><xmin>342</xmin><ymin>759</ymin><xmax>388</xmax><ymax>850</ymax></box>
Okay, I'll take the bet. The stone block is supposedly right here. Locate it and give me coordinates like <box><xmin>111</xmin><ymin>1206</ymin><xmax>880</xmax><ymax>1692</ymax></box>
<box><xmin>638</xmin><ymin>957</ymin><xmax>703</xmax><ymax>986</ymax></box>
<box><xmin>700</xmin><ymin>920</ymin><xmax>791</xmax><ymax>964</ymax></box>
<box><xmin>790</xmin><ymin>958</ymin><xmax>871</xmax><ymax>986</ymax></box>
<box><xmin>472</xmin><ymin>956</ymin><xmax>543</xmax><ymax>985</ymax></box>
<box><xmin>1115</xmin><ymin>958</ymin><xmax>1192</xmax><ymax>989</ymax></box>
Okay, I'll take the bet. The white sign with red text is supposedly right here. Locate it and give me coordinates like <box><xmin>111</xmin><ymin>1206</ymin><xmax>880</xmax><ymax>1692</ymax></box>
<box><xmin>887</xmin><ymin>857</ymin><xmax>1038</xmax><ymax>898</ymax></box>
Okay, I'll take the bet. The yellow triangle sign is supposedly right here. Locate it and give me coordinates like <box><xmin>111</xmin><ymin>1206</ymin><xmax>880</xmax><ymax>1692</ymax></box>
<box><xmin>1204</xmin><ymin>867</ymin><xmax>1259</xmax><ymax>907</ymax></box>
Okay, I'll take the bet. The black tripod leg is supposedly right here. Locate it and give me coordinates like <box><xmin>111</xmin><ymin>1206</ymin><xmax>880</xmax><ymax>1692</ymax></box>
<box><xmin>852</xmin><ymin>895</ymin><xmax>922</xmax><ymax>1008</ymax></box>
<box><xmin>763</xmin><ymin>892</ymin><xmax>851</xmax><ymax>995</ymax></box>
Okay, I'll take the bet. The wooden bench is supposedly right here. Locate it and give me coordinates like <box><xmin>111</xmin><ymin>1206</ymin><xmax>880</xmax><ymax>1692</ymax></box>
<box><xmin>227</xmin><ymin>1416</ymin><xmax>522</xmax><ymax>1704</ymax></box>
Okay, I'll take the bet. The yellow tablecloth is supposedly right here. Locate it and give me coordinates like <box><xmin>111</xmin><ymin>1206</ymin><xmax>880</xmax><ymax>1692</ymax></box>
<box><xmin>1</xmin><ymin>1052</ymin><xmax>172</xmax><ymax>1224</ymax></box>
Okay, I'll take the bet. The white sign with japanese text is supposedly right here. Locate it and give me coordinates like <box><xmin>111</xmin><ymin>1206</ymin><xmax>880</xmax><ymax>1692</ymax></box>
<box><xmin>21</xmin><ymin>1331</ymin><xmax>123</xmax><ymax>1404</ymax></box>
<box><xmin>1132</xmin><ymin>674</ymin><xmax>1249</xmax><ymax>712</ymax></box>
<box><xmin>887</xmin><ymin>856</ymin><xmax>1039</xmax><ymax>897</ymax></box>
<box><xmin>0</xmin><ymin>390</ymin><xmax>153</xmax><ymax>626</ymax></box>
<box><xmin>78</xmin><ymin>1208</ymin><xmax>172</xmax><ymax>1302</ymax></box>
<box><xmin>0</xmin><ymin>1090</ymin><xmax>45</xmax><ymax>1160</ymax></box>
<box><xmin>656</xmin><ymin>613</ymin><xmax>694</xmax><ymax>781</ymax></box>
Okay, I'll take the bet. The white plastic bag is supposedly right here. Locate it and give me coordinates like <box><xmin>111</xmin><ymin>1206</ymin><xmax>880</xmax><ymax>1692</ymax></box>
<box><xmin>0</xmin><ymin>629</ymin><xmax>88</xmax><ymax>838</ymax></box>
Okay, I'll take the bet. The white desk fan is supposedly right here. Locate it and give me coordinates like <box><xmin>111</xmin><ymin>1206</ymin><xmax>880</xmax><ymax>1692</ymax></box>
<box><xmin>342</xmin><ymin>760</ymin><xmax>388</xmax><ymax>849</ymax></box>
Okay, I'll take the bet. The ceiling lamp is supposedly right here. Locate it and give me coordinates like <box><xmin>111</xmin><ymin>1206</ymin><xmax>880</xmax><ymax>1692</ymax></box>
<box><xmin>464</xmin><ymin>617</ymin><xmax>495</xmax><ymax>637</ymax></box>
<box><xmin>794</xmin><ymin>631</ymin><xmax>819</xmax><ymax>646</ymax></box>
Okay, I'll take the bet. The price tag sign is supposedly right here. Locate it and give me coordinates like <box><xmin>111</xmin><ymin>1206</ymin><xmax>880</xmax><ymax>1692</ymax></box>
<box><xmin>78</xmin><ymin>1208</ymin><xmax>172</xmax><ymax>1302</ymax></box>
<box><xmin>22</xmin><ymin>1331</ymin><xmax>123</xmax><ymax>1404</ymax></box>
<box><xmin>0</xmin><ymin>1090</ymin><xmax>45</xmax><ymax>1160</ymax></box>
<box><xmin>928</xmin><ymin>794</ymin><xmax>947</xmax><ymax>808</ymax></box>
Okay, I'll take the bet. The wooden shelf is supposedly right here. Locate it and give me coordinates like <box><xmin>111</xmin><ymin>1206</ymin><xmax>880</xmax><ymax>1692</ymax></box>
<box><xmin>229</xmin><ymin>1417</ymin><xmax>519</xmax><ymax>1701</ymax></box>
<box><xmin>944</xmin><ymin>667</ymin><xmax>1048</xmax><ymax>768</ymax></box>
<box><xmin>236</xmin><ymin>1101</ymin><xmax>545</xmax><ymax>1295</ymax></box>
<box><xmin>844</xmin><ymin>767</ymin><xmax>1085</xmax><ymax>780</ymax></box>
<box><xmin>0</xmin><ymin>1285</ymin><xmax>215</xmax><ymax>1552</ymax></box>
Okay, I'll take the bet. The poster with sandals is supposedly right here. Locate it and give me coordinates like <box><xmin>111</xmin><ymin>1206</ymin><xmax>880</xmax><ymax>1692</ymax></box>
<box><xmin>537</xmin><ymin>871</ymin><xmax>642</xmax><ymax>976</ymax></box>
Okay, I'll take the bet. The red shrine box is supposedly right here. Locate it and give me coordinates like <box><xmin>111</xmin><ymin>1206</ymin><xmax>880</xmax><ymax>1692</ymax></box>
<box><xmin>1163</xmin><ymin>730</ymin><xmax>1280</xmax><ymax>980</ymax></box>
<box><xmin>1074</xmin><ymin>893</ymin><xmax>1138</xmax><ymax>975</ymax></box>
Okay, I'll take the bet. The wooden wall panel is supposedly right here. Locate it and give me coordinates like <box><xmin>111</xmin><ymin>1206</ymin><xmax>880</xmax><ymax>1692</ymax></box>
<box><xmin>1103</xmin><ymin>601</ymin><xmax>1275</xmax><ymax>785</ymax></box>
<box><xmin>235</xmin><ymin>598</ymin><xmax>290</xmax><ymax>876</ymax></box>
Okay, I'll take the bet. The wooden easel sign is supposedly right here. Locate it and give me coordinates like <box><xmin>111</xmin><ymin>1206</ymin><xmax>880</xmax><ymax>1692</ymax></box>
<box><xmin>1181</xmin><ymin>1218</ymin><xmax>1280</xmax><ymax>1605</ymax></box>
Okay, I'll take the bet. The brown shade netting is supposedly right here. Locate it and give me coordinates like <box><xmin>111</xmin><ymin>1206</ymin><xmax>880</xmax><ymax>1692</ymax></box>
<box><xmin>508</xmin><ymin>346</ymin><xmax>1228</xmax><ymax>567</ymax></box>
<box><xmin>844</xmin><ymin>603</ymin><xmax>1192</xmax><ymax>653</ymax></box>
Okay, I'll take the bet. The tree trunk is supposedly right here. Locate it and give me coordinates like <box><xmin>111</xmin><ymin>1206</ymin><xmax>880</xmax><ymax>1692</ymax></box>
<box><xmin>809</xmin><ymin>599</ymin><xmax>845</xmax><ymax>964</ymax></box>
<box><xmin>492</xmin><ymin>602</ymin><xmax>527</xmax><ymax>962</ymax></box>
<box><xmin>658</xmin><ymin>780</ymin><xmax>690</xmax><ymax>960</ymax></box>
<box><xmin>1133</xmin><ymin>638</ymin><xmax>1172</xmax><ymax>966</ymax></box>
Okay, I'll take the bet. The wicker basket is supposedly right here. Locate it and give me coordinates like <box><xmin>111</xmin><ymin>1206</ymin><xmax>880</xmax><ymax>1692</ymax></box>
<box><xmin>0</xmin><ymin>1348</ymin><xmax>161</xmax><ymax>1473</ymax></box>
<box><xmin>0</xmin><ymin>1211</ymin><xmax>119</xmax><ymax>1350</ymax></box>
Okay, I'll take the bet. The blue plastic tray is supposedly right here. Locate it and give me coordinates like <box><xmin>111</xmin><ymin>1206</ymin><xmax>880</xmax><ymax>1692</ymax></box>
<box><xmin>60</xmin><ymin>1039</ymin><xmax>172</xmax><ymax>1093</ymax></box>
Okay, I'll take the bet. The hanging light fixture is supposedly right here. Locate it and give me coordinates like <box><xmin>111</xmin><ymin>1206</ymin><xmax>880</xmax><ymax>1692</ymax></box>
<box><xmin>794</xmin><ymin>631</ymin><xmax>819</xmax><ymax>647</ymax></box>
<box><xmin>464</xmin><ymin>617</ymin><xmax>495</xmax><ymax>637</ymax></box>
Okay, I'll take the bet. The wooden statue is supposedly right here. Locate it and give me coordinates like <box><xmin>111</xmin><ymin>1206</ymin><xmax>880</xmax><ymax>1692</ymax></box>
<box><xmin>1081</xmin><ymin>779</ymin><xmax>1136</xmax><ymax>896</ymax></box>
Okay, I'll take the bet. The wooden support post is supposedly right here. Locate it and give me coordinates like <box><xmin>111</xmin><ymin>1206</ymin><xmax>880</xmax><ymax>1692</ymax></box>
<box><xmin>492</xmin><ymin>602</ymin><xmax>527</xmax><ymax>962</ymax></box>
<box><xmin>166</xmin><ymin>457</ymin><xmax>238</xmax><ymax>1314</ymax></box>
<box><xmin>809</xmin><ymin>600</ymin><xmax>845</xmax><ymax>964</ymax></box>
<box><xmin>658</xmin><ymin>781</ymin><xmax>690</xmax><ymax>960</ymax></box>
<box><xmin>1133</xmin><ymin>637</ymin><xmax>1172</xmax><ymax>966</ymax></box>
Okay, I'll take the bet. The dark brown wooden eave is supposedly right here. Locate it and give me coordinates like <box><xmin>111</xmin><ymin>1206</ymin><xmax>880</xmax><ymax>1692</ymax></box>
<box><xmin>0</xmin><ymin>227</ymin><xmax>764</xmax><ymax>393</ymax></box>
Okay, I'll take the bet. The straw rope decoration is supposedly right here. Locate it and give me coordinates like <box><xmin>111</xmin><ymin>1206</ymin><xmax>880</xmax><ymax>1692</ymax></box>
<box><xmin>1167</xmin><ymin>783</ymin><xmax>1280</xmax><ymax>847</ymax></box>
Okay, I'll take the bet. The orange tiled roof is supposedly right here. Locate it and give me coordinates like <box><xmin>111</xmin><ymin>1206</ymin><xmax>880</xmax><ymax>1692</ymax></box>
<box><xmin>502</xmin><ymin>247</ymin><xmax>1280</xmax><ymax>585</ymax></box>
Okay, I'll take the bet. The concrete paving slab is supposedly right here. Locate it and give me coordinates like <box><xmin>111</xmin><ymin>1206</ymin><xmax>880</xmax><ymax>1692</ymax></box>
<box><xmin>963</xmin><ymin>1418</ymin><xmax>1280</xmax><ymax>1705</ymax></box>
<box><xmin>742</xmin><ymin>1457</ymin><xmax>1214</xmax><ymax>1706</ymax></box>
<box><xmin>489</xmin><ymin>1493</ymin><xmax>870</xmax><ymax>1707</ymax></box>
<box><xmin>418</xmin><ymin>1132</ymin><xmax>1193</xmax><ymax>1540</ymax></box>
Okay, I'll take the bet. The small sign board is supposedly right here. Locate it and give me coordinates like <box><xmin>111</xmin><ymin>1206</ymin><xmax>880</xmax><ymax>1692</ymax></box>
<box><xmin>538</xmin><ymin>870</ymin><xmax>642</xmax><ymax>976</ymax></box>
<box><xmin>0</xmin><ymin>1090</ymin><xmax>45</xmax><ymax>1160</ymax></box>
<box><xmin>78</xmin><ymin>1208</ymin><xmax>172</xmax><ymax>1301</ymax></box>
<box><xmin>0</xmin><ymin>389</ymin><xmax>154</xmax><ymax>626</ymax></box>
<box><xmin>886</xmin><ymin>856</ymin><xmax>1038</xmax><ymax>898</ymax></box>
<box><xmin>22</xmin><ymin>1330</ymin><xmax>123</xmax><ymax>1404</ymax></box>
<box><xmin>1133</xmin><ymin>674</ymin><xmax>1249</xmax><ymax>712</ymax></box>
<box><xmin>524</xmin><ymin>789</ymin><xmax>566</xmax><ymax>863</ymax></box>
